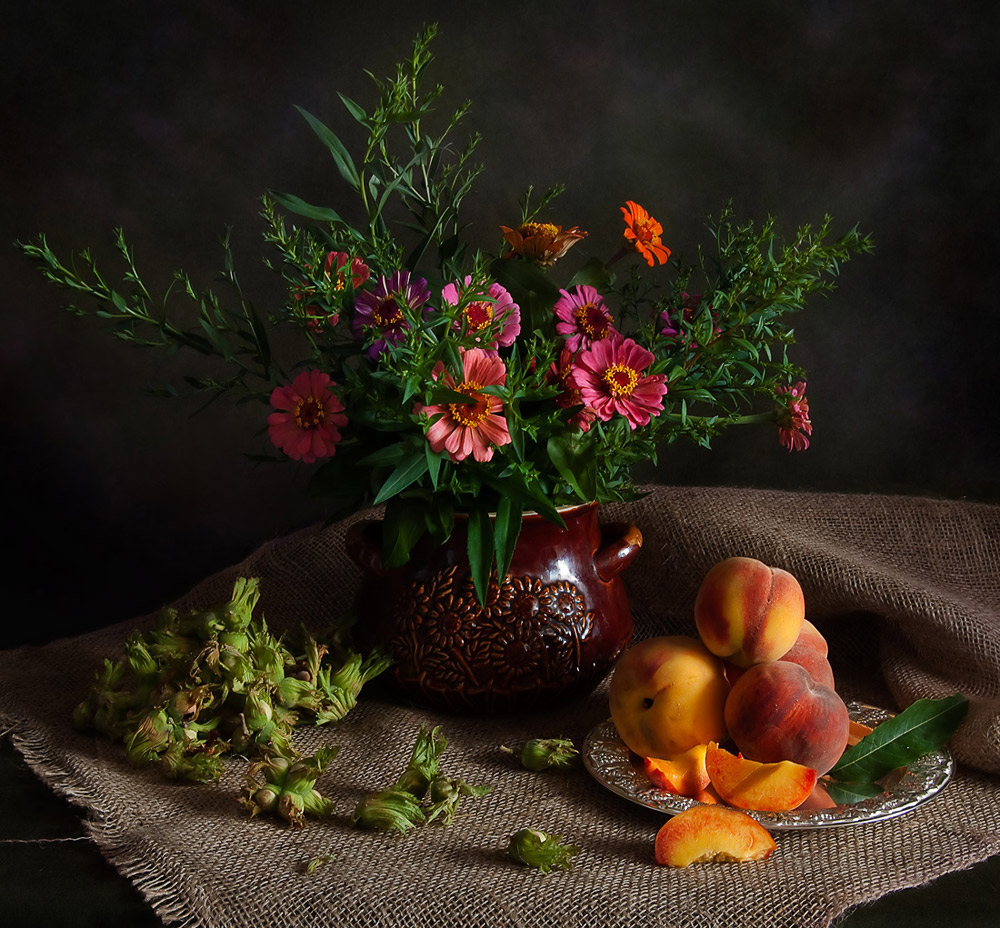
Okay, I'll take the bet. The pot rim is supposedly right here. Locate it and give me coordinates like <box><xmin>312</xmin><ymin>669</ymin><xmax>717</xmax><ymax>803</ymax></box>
<box><xmin>454</xmin><ymin>500</ymin><xmax>598</xmax><ymax>521</ymax></box>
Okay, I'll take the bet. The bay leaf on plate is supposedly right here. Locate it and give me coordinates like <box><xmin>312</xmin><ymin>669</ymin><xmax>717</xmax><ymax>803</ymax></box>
<box><xmin>829</xmin><ymin>694</ymin><xmax>968</xmax><ymax>784</ymax></box>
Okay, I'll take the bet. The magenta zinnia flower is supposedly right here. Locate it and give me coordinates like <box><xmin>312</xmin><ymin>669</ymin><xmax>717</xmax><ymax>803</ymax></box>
<box><xmin>441</xmin><ymin>276</ymin><xmax>520</xmax><ymax>350</ymax></box>
<box><xmin>574</xmin><ymin>336</ymin><xmax>667</xmax><ymax>429</ymax></box>
<box><xmin>415</xmin><ymin>348</ymin><xmax>512</xmax><ymax>463</ymax></box>
<box><xmin>553</xmin><ymin>285</ymin><xmax>617</xmax><ymax>352</ymax></box>
<box><xmin>352</xmin><ymin>270</ymin><xmax>432</xmax><ymax>359</ymax></box>
<box><xmin>268</xmin><ymin>369</ymin><xmax>348</xmax><ymax>463</ymax></box>
<box><xmin>776</xmin><ymin>381</ymin><xmax>812</xmax><ymax>452</ymax></box>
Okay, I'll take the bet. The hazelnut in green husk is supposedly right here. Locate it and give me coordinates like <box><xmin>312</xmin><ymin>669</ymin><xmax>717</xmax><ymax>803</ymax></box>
<box><xmin>507</xmin><ymin>829</ymin><xmax>581</xmax><ymax>873</ymax></box>
<box><xmin>504</xmin><ymin>738</ymin><xmax>580</xmax><ymax>771</ymax></box>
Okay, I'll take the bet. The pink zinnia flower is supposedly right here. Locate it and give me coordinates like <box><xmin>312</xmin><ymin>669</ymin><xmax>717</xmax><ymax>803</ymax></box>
<box><xmin>441</xmin><ymin>276</ymin><xmax>520</xmax><ymax>350</ymax></box>
<box><xmin>553</xmin><ymin>285</ymin><xmax>617</xmax><ymax>352</ymax></box>
<box><xmin>268</xmin><ymin>369</ymin><xmax>348</xmax><ymax>463</ymax></box>
<box><xmin>352</xmin><ymin>270</ymin><xmax>432</xmax><ymax>359</ymax></box>
<box><xmin>574</xmin><ymin>336</ymin><xmax>667</xmax><ymax>429</ymax></box>
<box><xmin>546</xmin><ymin>347</ymin><xmax>597</xmax><ymax>432</ymax></box>
<box><xmin>416</xmin><ymin>348</ymin><xmax>512</xmax><ymax>463</ymax></box>
<box><xmin>776</xmin><ymin>381</ymin><xmax>812</xmax><ymax>452</ymax></box>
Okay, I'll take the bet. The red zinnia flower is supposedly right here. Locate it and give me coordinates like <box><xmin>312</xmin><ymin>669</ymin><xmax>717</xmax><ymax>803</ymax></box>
<box><xmin>621</xmin><ymin>201</ymin><xmax>671</xmax><ymax>267</ymax></box>
<box><xmin>416</xmin><ymin>348</ymin><xmax>512</xmax><ymax>463</ymax></box>
<box><xmin>574</xmin><ymin>336</ymin><xmax>667</xmax><ymax>429</ymax></box>
<box><xmin>268</xmin><ymin>369</ymin><xmax>347</xmax><ymax>463</ymax></box>
<box><xmin>546</xmin><ymin>347</ymin><xmax>597</xmax><ymax>432</ymax></box>
<box><xmin>776</xmin><ymin>381</ymin><xmax>812</xmax><ymax>452</ymax></box>
<box><xmin>295</xmin><ymin>251</ymin><xmax>370</xmax><ymax>333</ymax></box>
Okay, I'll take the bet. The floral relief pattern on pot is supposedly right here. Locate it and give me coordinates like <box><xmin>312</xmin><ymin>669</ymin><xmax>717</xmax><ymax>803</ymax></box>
<box><xmin>347</xmin><ymin>502</ymin><xmax>642</xmax><ymax>713</ymax></box>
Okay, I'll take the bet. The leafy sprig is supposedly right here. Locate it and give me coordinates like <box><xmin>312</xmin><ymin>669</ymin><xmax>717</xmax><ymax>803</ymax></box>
<box><xmin>16</xmin><ymin>25</ymin><xmax>872</xmax><ymax>601</ymax></box>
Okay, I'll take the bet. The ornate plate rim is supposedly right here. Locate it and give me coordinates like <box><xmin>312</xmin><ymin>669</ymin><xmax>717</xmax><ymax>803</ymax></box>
<box><xmin>582</xmin><ymin>702</ymin><xmax>954</xmax><ymax>831</ymax></box>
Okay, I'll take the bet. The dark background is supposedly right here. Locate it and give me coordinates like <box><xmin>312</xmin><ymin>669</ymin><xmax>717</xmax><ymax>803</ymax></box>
<box><xmin>4</xmin><ymin>1</ymin><xmax>999</xmax><ymax>647</ymax></box>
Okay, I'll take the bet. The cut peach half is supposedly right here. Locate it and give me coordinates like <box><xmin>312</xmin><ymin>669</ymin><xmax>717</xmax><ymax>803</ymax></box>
<box><xmin>642</xmin><ymin>744</ymin><xmax>711</xmax><ymax>797</ymax></box>
<box><xmin>654</xmin><ymin>805</ymin><xmax>776</xmax><ymax>867</ymax></box>
<box><xmin>705</xmin><ymin>742</ymin><xmax>817</xmax><ymax>812</ymax></box>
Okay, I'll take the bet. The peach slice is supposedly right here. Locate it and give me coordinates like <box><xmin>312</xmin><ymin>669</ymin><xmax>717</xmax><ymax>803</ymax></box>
<box><xmin>642</xmin><ymin>744</ymin><xmax>711</xmax><ymax>797</ymax></box>
<box><xmin>705</xmin><ymin>742</ymin><xmax>817</xmax><ymax>812</ymax></box>
<box><xmin>654</xmin><ymin>805</ymin><xmax>776</xmax><ymax>867</ymax></box>
<box><xmin>847</xmin><ymin>720</ymin><xmax>874</xmax><ymax>746</ymax></box>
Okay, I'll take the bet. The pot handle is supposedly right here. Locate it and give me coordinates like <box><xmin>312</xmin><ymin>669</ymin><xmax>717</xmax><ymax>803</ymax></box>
<box><xmin>345</xmin><ymin>520</ymin><xmax>389</xmax><ymax>577</ymax></box>
<box><xmin>594</xmin><ymin>522</ymin><xmax>643</xmax><ymax>581</ymax></box>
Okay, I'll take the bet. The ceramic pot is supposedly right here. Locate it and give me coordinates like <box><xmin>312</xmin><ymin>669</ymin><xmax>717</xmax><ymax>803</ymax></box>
<box><xmin>346</xmin><ymin>502</ymin><xmax>642</xmax><ymax>713</ymax></box>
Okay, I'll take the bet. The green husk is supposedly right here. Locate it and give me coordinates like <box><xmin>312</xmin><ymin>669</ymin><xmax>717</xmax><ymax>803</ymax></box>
<box><xmin>346</xmin><ymin>724</ymin><xmax>490</xmax><ymax>837</ymax></box>
<box><xmin>73</xmin><ymin>577</ymin><xmax>390</xmax><ymax>825</ymax></box>
<box><xmin>502</xmin><ymin>737</ymin><xmax>579</xmax><ymax>771</ymax></box>
<box><xmin>507</xmin><ymin>828</ymin><xmax>580</xmax><ymax>873</ymax></box>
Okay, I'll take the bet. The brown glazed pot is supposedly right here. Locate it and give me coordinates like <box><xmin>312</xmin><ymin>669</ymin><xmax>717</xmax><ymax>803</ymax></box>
<box><xmin>346</xmin><ymin>502</ymin><xmax>642</xmax><ymax>714</ymax></box>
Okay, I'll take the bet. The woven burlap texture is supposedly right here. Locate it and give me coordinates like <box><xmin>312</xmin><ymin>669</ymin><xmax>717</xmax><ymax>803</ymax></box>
<box><xmin>2</xmin><ymin>485</ymin><xmax>999</xmax><ymax>928</ymax></box>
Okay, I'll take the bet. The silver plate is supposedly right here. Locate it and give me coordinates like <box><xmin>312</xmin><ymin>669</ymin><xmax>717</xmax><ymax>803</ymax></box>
<box><xmin>582</xmin><ymin>702</ymin><xmax>954</xmax><ymax>831</ymax></box>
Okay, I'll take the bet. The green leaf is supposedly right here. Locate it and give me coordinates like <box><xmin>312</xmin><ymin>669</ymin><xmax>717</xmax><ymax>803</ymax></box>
<box><xmin>546</xmin><ymin>434</ymin><xmax>597</xmax><ymax>502</ymax></box>
<box><xmin>338</xmin><ymin>92</ymin><xmax>370</xmax><ymax>128</ymax></box>
<box><xmin>466</xmin><ymin>507</ymin><xmax>494</xmax><ymax>605</ymax></box>
<box><xmin>381</xmin><ymin>499</ymin><xmax>428</xmax><ymax>568</ymax></box>
<box><xmin>477</xmin><ymin>472</ymin><xmax>564</xmax><ymax>526</ymax></box>
<box><xmin>269</xmin><ymin>190</ymin><xmax>349</xmax><ymax>225</ymax></box>
<box><xmin>358</xmin><ymin>442</ymin><xmax>407</xmax><ymax>468</ymax></box>
<box><xmin>567</xmin><ymin>256</ymin><xmax>613</xmax><ymax>291</ymax></box>
<box><xmin>373</xmin><ymin>452</ymin><xmax>430</xmax><ymax>505</ymax></box>
<box><xmin>829</xmin><ymin>694</ymin><xmax>969</xmax><ymax>784</ymax></box>
<box><xmin>493</xmin><ymin>496</ymin><xmax>523</xmax><ymax>579</ymax></box>
<box><xmin>295</xmin><ymin>105</ymin><xmax>361</xmax><ymax>191</ymax></box>
<box><xmin>824</xmin><ymin>779</ymin><xmax>887</xmax><ymax>805</ymax></box>
<box><xmin>425</xmin><ymin>442</ymin><xmax>442</xmax><ymax>489</ymax></box>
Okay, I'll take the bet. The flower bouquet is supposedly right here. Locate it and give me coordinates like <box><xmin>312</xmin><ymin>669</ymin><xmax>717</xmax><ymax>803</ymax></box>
<box><xmin>18</xmin><ymin>25</ymin><xmax>871</xmax><ymax>605</ymax></box>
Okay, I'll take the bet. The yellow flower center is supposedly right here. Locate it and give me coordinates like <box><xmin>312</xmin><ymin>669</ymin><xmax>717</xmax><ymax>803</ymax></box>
<box><xmin>519</xmin><ymin>222</ymin><xmax>559</xmax><ymax>239</ymax></box>
<box><xmin>572</xmin><ymin>302</ymin><xmax>611</xmax><ymax>338</ymax></box>
<box><xmin>632</xmin><ymin>217</ymin><xmax>660</xmax><ymax>246</ymax></box>
<box><xmin>294</xmin><ymin>395</ymin><xmax>326</xmax><ymax>429</ymax></box>
<box><xmin>464</xmin><ymin>301</ymin><xmax>494</xmax><ymax>331</ymax></box>
<box><xmin>448</xmin><ymin>380</ymin><xmax>490</xmax><ymax>428</ymax></box>
<box><xmin>372</xmin><ymin>297</ymin><xmax>403</xmax><ymax>328</ymax></box>
<box><xmin>602</xmin><ymin>364</ymin><xmax>638</xmax><ymax>398</ymax></box>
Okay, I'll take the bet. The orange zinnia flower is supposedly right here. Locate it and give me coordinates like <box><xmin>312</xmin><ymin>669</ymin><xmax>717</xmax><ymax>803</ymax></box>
<box><xmin>499</xmin><ymin>222</ymin><xmax>587</xmax><ymax>267</ymax></box>
<box><xmin>621</xmin><ymin>201</ymin><xmax>671</xmax><ymax>267</ymax></box>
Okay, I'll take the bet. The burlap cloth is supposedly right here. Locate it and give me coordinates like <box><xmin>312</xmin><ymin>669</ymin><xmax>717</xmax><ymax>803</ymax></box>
<box><xmin>2</xmin><ymin>485</ymin><xmax>999</xmax><ymax>928</ymax></box>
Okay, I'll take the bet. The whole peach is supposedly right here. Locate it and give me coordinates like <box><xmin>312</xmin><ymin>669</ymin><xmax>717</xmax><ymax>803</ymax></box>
<box><xmin>795</xmin><ymin>618</ymin><xmax>829</xmax><ymax>658</ymax></box>
<box><xmin>724</xmin><ymin>660</ymin><xmax>850</xmax><ymax>775</ymax></box>
<box><xmin>694</xmin><ymin>556</ymin><xmax>805</xmax><ymax>668</ymax></box>
<box><xmin>609</xmin><ymin>636</ymin><xmax>730</xmax><ymax>759</ymax></box>
<box><xmin>780</xmin><ymin>640</ymin><xmax>836</xmax><ymax>689</ymax></box>
<box><xmin>778</xmin><ymin>618</ymin><xmax>834</xmax><ymax>688</ymax></box>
